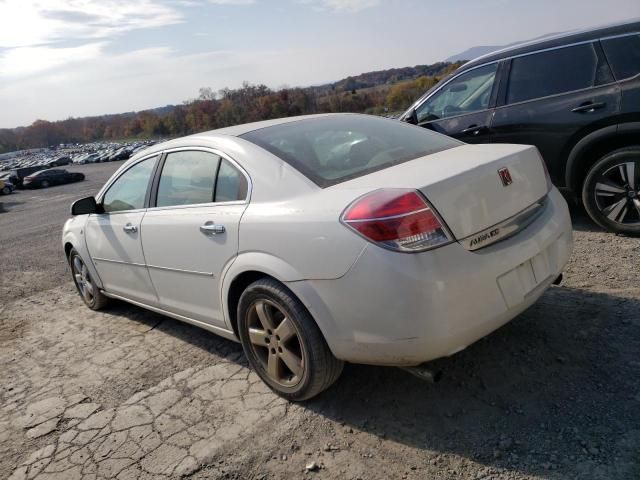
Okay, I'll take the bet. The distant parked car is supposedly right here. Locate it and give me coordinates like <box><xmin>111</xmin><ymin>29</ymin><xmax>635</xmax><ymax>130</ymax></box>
<box><xmin>48</xmin><ymin>156</ymin><xmax>72</xmax><ymax>167</ymax></box>
<box><xmin>402</xmin><ymin>20</ymin><xmax>640</xmax><ymax>235</ymax></box>
<box><xmin>23</xmin><ymin>169</ymin><xmax>85</xmax><ymax>188</ymax></box>
<box><xmin>13</xmin><ymin>166</ymin><xmax>46</xmax><ymax>188</ymax></box>
<box><xmin>0</xmin><ymin>179</ymin><xmax>15</xmax><ymax>195</ymax></box>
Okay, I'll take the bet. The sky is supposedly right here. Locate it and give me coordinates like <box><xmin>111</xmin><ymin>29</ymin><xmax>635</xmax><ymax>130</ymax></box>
<box><xmin>0</xmin><ymin>0</ymin><xmax>638</xmax><ymax>128</ymax></box>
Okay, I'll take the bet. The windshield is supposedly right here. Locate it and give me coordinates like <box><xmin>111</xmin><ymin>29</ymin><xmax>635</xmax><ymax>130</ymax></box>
<box><xmin>240</xmin><ymin>115</ymin><xmax>461</xmax><ymax>187</ymax></box>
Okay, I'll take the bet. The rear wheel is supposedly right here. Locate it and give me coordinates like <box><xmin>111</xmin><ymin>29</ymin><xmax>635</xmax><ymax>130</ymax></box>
<box><xmin>1</xmin><ymin>186</ymin><xmax>10</xmax><ymax>195</ymax></box>
<box><xmin>69</xmin><ymin>248</ymin><xmax>109</xmax><ymax>310</ymax></box>
<box><xmin>237</xmin><ymin>278</ymin><xmax>343</xmax><ymax>401</ymax></box>
<box><xmin>40</xmin><ymin>180</ymin><xmax>50</xmax><ymax>188</ymax></box>
<box><xmin>583</xmin><ymin>147</ymin><xmax>640</xmax><ymax>235</ymax></box>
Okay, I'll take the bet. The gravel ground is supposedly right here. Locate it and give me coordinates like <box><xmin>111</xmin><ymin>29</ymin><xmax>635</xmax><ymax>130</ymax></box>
<box><xmin>0</xmin><ymin>163</ymin><xmax>638</xmax><ymax>480</ymax></box>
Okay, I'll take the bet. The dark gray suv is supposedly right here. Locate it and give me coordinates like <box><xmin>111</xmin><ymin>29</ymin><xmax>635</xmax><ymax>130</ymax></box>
<box><xmin>402</xmin><ymin>20</ymin><xmax>640</xmax><ymax>235</ymax></box>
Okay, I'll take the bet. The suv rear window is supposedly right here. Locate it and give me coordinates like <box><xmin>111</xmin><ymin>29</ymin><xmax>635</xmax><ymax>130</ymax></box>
<box><xmin>507</xmin><ymin>43</ymin><xmax>609</xmax><ymax>104</ymax></box>
<box><xmin>602</xmin><ymin>34</ymin><xmax>640</xmax><ymax>81</ymax></box>
<box><xmin>240</xmin><ymin>115</ymin><xmax>460</xmax><ymax>187</ymax></box>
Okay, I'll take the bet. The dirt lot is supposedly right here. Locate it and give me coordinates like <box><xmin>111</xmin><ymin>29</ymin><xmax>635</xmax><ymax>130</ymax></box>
<box><xmin>0</xmin><ymin>162</ymin><xmax>638</xmax><ymax>480</ymax></box>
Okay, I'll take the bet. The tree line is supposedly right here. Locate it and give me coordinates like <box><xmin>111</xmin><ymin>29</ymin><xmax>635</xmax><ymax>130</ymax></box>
<box><xmin>0</xmin><ymin>62</ymin><xmax>461</xmax><ymax>153</ymax></box>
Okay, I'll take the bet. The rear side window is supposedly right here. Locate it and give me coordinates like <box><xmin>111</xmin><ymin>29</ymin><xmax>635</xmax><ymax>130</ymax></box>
<box><xmin>214</xmin><ymin>159</ymin><xmax>248</xmax><ymax>202</ymax></box>
<box><xmin>157</xmin><ymin>151</ymin><xmax>220</xmax><ymax>207</ymax></box>
<box><xmin>507</xmin><ymin>43</ymin><xmax>609</xmax><ymax>104</ymax></box>
<box><xmin>601</xmin><ymin>34</ymin><xmax>640</xmax><ymax>80</ymax></box>
<box><xmin>241</xmin><ymin>115</ymin><xmax>460</xmax><ymax>187</ymax></box>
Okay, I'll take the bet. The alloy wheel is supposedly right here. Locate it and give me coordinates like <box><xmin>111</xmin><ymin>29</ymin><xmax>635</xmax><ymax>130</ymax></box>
<box><xmin>246</xmin><ymin>299</ymin><xmax>305</xmax><ymax>387</ymax></box>
<box><xmin>72</xmin><ymin>255</ymin><xmax>95</xmax><ymax>304</ymax></box>
<box><xmin>593</xmin><ymin>160</ymin><xmax>640</xmax><ymax>226</ymax></box>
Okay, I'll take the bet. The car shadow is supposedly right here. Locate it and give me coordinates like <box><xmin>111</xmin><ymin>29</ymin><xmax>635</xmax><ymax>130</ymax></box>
<box><xmin>103</xmin><ymin>285</ymin><xmax>639</xmax><ymax>478</ymax></box>
<box><xmin>302</xmin><ymin>285</ymin><xmax>639</xmax><ymax>478</ymax></box>
<box><xmin>0</xmin><ymin>199</ymin><xmax>24</xmax><ymax>213</ymax></box>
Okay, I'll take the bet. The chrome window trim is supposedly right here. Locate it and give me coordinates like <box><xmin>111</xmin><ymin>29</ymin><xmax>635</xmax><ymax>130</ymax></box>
<box><xmin>94</xmin><ymin>146</ymin><xmax>252</xmax><ymax>215</ymax></box>
<box><xmin>460</xmin><ymin>196</ymin><xmax>549</xmax><ymax>251</ymax></box>
<box><xmin>413</xmin><ymin>35</ymin><xmax>628</xmax><ymax>116</ymax></box>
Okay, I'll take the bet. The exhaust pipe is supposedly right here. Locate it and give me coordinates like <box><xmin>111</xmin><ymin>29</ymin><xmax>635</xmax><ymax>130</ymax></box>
<box><xmin>401</xmin><ymin>365</ymin><xmax>443</xmax><ymax>383</ymax></box>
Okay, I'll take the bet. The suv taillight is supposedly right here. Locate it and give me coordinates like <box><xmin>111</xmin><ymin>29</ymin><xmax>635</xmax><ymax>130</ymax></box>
<box><xmin>341</xmin><ymin>189</ymin><xmax>452</xmax><ymax>253</ymax></box>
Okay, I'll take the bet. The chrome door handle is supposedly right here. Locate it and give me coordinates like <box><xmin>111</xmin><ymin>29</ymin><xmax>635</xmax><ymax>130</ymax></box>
<box><xmin>571</xmin><ymin>102</ymin><xmax>606</xmax><ymax>113</ymax></box>
<box><xmin>123</xmin><ymin>223</ymin><xmax>138</xmax><ymax>233</ymax></box>
<box><xmin>200</xmin><ymin>222</ymin><xmax>226</xmax><ymax>235</ymax></box>
<box><xmin>461</xmin><ymin>125</ymin><xmax>489</xmax><ymax>135</ymax></box>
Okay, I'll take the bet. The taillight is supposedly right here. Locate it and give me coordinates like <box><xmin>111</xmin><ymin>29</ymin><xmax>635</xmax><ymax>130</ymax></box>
<box><xmin>341</xmin><ymin>189</ymin><xmax>452</xmax><ymax>253</ymax></box>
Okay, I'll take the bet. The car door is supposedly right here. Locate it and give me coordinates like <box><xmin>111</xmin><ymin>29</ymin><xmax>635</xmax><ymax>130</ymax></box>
<box><xmin>412</xmin><ymin>62</ymin><xmax>500</xmax><ymax>143</ymax></box>
<box><xmin>490</xmin><ymin>42</ymin><xmax>621</xmax><ymax>186</ymax></box>
<box><xmin>140</xmin><ymin>149</ymin><xmax>249</xmax><ymax>328</ymax></box>
<box><xmin>85</xmin><ymin>155</ymin><xmax>159</xmax><ymax>305</ymax></box>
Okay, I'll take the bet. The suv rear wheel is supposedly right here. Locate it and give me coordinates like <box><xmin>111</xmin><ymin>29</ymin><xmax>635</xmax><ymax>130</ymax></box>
<box><xmin>582</xmin><ymin>147</ymin><xmax>640</xmax><ymax>235</ymax></box>
<box><xmin>237</xmin><ymin>278</ymin><xmax>343</xmax><ymax>401</ymax></box>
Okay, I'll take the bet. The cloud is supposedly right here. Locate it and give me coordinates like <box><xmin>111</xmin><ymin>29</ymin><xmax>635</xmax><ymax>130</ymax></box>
<box><xmin>0</xmin><ymin>0</ymin><xmax>184</xmax><ymax>49</ymax></box>
<box><xmin>298</xmin><ymin>0</ymin><xmax>380</xmax><ymax>13</ymax></box>
<box><xmin>0</xmin><ymin>43</ymin><xmax>106</xmax><ymax>77</ymax></box>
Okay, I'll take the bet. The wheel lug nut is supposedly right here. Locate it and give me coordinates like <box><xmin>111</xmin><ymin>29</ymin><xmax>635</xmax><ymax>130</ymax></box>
<box><xmin>270</xmin><ymin>348</ymin><xmax>276</xmax><ymax>354</ymax></box>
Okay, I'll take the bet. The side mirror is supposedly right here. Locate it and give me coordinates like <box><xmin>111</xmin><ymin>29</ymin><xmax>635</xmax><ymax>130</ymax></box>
<box><xmin>71</xmin><ymin>196</ymin><xmax>100</xmax><ymax>215</ymax></box>
<box><xmin>404</xmin><ymin>108</ymin><xmax>418</xmax><ymax>125</ymax></box>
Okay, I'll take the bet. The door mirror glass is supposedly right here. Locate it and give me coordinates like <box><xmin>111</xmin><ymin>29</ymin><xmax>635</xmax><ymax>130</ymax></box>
<box><xmin>416</xmin><ymin>63</ymin><xmax>498</xmax><ymax>123</ymax></box>
<box><xmin>71</xmin><ymin>196</ymin><xmax>98</xmax><ymax>215</ymax></box>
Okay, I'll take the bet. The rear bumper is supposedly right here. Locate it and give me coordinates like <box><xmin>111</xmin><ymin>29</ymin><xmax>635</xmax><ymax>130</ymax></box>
<box><xmin>286</xmin><ymin>187</ymin><xmax>573</xmax><ymax>366</ymax></box>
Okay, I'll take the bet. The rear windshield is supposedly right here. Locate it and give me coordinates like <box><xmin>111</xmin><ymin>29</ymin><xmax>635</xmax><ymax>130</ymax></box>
<box><xmin>240</xmin><ymin>115</ymin><xmax>461</xmax><ymax>187</ymax></box>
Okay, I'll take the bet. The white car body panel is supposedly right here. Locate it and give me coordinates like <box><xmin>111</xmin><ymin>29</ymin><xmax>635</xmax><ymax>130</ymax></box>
<box><xmin>62</xmin><ymin>113</ymin><xmax>574</xmax><ymax>367</ymax></box>
<box><xmin>141</xmin><ymin>202</ymin><xmax>246</xmax><ymax>328</ymax></box>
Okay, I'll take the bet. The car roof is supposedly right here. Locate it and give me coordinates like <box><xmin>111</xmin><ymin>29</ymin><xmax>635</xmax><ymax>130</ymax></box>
<box><xmin>461</xmin><ymin>18</ymin><xmax>640</xmax><ymax>71</ymax></box>
<box><xmin>127</xmin><ymin>113</ymin><xmax>357</xmax><ymax>160</ymax></box>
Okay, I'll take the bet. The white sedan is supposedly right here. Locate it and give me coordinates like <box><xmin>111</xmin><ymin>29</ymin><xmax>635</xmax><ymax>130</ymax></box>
<box><xmin>62</xmin><ymin>113</ymin><xmax>573</xmax><ymax>400</ymax></box>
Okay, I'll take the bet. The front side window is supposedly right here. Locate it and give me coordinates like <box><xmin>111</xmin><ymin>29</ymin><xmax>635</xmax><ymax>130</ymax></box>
<box><xmin>215</xmin><ymin>159</ymin><xmax>248</xmax><ymax>202</ymax></box>
<box><xmin>102</xmin><ymin>156</ymin><xmax>157</xmax><ymax>213</ymax></box>
<box><xmin>241</xmin><ymin>115</ymin><xmax>461</xmax><ymax>187</ymax></box>
<box><xmin>507</xmin><ymin>43</ymin><xmax>608</xmax><ymax>104</ymax></box>
<box><xmin>416</xmin><ymin>63</ymin><xmax>498</xmax><ymax>122</ymax></box>
<box><xmin>156</xmin><ymin>151</ymin><xmax>220</xmax><ymax>207</ymax></box>
<box><xmin>601</xmin><ymin>34</ymin><xmax>640</xmax><ymax>81</ymax></box>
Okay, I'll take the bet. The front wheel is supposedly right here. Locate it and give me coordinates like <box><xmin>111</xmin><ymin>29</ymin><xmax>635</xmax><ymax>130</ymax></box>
<box><xmin>582</xmin><ymin>147</ymin><xmax>640</xmax><ymax>235</ymax></box>
<box><xmin>69</xmin><ymin>248</ymin><xmax>110</xmax><ymax>310</ymax></box>
<box><xmin>1</xmin><ymin>186</ymin><xmax>10</xmax><ymax>195</ymax></box>
<box><xmin>237</xmin><ymin>278</ymin><xmax>343</xmax><ymax>401</ymax></box>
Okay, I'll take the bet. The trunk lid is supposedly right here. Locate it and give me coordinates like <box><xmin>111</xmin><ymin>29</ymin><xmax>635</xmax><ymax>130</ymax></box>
<box><xmin>332</xmin><ymin>144</ymin><xmax>550</xmax><ymax>240</ymax></box>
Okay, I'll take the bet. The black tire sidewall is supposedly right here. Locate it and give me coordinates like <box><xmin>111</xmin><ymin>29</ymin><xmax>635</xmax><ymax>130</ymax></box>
<box><xmin>238</xmin><ymin>281</ymin><xmax>319</xmax><ymax>400</ymax></box>
<box><xmin>582</xmin><ymin>148</ymin><xmax>640</xmax><ymax>235</ymax></box>
<box><xmin>69</xmin><ymin>248</ymin><xmax>98</xmax><ymax>309</ymax></box>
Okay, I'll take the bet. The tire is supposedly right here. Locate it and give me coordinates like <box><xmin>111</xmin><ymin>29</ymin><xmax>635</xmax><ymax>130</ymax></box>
<box><xmin>582</xmin><ymin>147</ymin><xmax>640</xmax><ymax>235</ymax></box>
<box><xmin>69</xmin><ymin>248</ymin><xmax>110</xmax><ymax>310</ymax></box>
<box><xmin>40</xmin><ymin>180</ymin><xmax>50</xmax><ymax>188</ymax></box>
<box><xmin>1</xmin><ymin>186</ymin><xmax>9</xmax><ymax>195</ymax></box>
<box><xmin>237</xmin><ymin>278</ymin><xmax>343</xmax><ymax>401</ymax></box>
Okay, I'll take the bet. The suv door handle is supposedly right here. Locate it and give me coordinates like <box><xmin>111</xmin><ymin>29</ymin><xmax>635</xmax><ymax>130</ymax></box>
<box><xmin>461</xmin><ymin>125</ymin><xmax>489</xmax><ymax>136</ymax></box>
<box><xmin>123</xmin><ymin>223</ymin><xmax>138</xmax><ymax>233</ymax></box>
<box><xmin>200</xmin><ymin>222</ymin><xmax>226</xmax><ymax>235</ymax></box>
<box><xmin>571</xmin><ymin>102</ymin><xmax>606</xmax><ymax>113</ymax></box>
